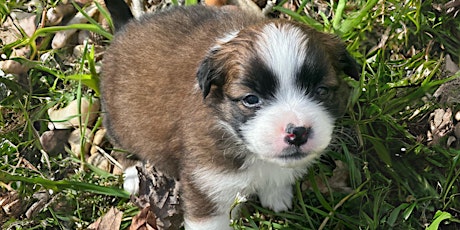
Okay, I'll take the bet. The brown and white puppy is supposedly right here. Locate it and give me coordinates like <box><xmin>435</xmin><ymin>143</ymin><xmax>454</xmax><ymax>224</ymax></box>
<box><xmin>101</xmin><ymin>5</ymin><xmax>359</xmax><ymax>230</ymax></box>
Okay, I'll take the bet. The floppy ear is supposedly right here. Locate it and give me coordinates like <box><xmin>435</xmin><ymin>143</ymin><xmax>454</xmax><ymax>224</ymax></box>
<box><xmin>325</xmin><ymin>34</ymin><xmax>361</xmax><ymax>80</ymax></box>
<box><xmin>196</xmin><ymin>48</ymin><xmax>225</xmax><ymax>99</ymax></box>
<box><xmin>335</xmin><ymin>43</ymin><xmax>360</xmax><ymax>80</ymax></box>
<box><xmin>104</xmin><ymin>0</ymin><xmax>134</xmax><ymax>32</ymax></box>
<box><xmin>340</xmin><ymin>50</ymin><xmax>360</xmax><ymax>80</ymax></box>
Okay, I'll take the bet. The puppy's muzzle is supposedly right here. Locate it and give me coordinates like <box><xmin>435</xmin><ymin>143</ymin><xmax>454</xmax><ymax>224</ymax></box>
<box><xmin>284</xmin><ymin>123</ymin><xmax>311</xmax><ymax>147</ymax></box>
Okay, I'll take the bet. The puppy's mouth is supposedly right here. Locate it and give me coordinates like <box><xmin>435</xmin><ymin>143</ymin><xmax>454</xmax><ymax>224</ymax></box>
<box><xmin>278</xmin><ymin>146</ymin><xmax>308</xmax><ymax>160</ymax></box>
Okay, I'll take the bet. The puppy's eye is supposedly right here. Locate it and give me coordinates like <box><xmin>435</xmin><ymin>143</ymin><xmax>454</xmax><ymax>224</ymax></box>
<box><xmin>242</xmin><ymin>94</ymin><xmax>262</xmax><ymax>108</ymax></box>
<box><xmin>315</xmin><ymin>86</ymin><xmax>329</xmax><ymax>99</ymax></box>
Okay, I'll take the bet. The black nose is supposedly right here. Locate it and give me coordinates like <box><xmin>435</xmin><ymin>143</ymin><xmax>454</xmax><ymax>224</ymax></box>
<box><xmin>285</xmin><ymin>125</ymin><xmax>311</xmax><ymax>146</ymax></box>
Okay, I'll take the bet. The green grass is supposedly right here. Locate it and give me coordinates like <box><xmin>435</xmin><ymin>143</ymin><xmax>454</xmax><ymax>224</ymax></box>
<box><xmin>1</xmin><ymin>0</ymin><xmax>459</xmax><ymax>229</ymax></box>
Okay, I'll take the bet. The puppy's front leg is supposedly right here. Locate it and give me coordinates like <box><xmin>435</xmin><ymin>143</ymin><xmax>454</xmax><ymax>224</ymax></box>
<box><xmin>258</xmin><ymin>184</ymin><xmax>293</xmax><ymax>212</ymax></box>
<box><xmin>184</xmin><ymin>214</ymin><xmax>232</xmax><ymax>230</ymax></box>
<box><xmin>181</xmin><ymin>172</ymin><xmax>233</xmax><ymax>230</ymax></box>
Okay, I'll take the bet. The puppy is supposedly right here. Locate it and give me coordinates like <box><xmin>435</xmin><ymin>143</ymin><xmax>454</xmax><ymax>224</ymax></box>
<box><xmin>100</xmin><ymin>5</ymin><xmax>359</xmax><ymax>230</ymax></box>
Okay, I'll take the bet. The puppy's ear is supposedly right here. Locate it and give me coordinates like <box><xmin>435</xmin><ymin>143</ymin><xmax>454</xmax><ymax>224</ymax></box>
<box><xmin>338</xmin><ymin>46</ymin><xmax>360</xmax><ymax>80</ymax></box>
<box><xmin>104</xmin><ymin>0</ymin><xmax>134</xmax><ymax>32</ymax></box>
<box><xmin>340</xmin><ymin>50</ymin><xmax>360</xmax><ymax>80</ymax></box>
<box><xmin>196</xmin><ymin>48</ymin><xmax>225</xmax><ymax>99</ymax></box>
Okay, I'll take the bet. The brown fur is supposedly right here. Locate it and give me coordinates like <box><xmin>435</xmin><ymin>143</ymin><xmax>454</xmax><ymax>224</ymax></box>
<box><xmin>102</xmin><ymin>7</ymin><xmax>259</xmax><ymax>177</ymax></box>
<box><xmin>100</xmin><ymin>5</ymin><xmax>358</xmax><ymax>221</ymax></box>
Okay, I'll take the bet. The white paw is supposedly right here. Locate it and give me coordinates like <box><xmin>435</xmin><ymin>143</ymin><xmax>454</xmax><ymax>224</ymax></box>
<box><xmin>184</xmin><ymin>214</ymin><xmax>232</xmax><ymax>230</ymax></box>
<box><xmin>258</xmin><ymin>186</ymin><xmax>293</xmax><ymax>212</ymax></box>
<box><xmin>123</xmin><ymin>166</ymin><xmax>139</xmax><ymax>195</ymax></box>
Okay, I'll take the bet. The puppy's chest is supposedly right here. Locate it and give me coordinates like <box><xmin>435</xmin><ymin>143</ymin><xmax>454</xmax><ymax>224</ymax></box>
<box><xmin>245</xmin><ymin>162</ymin><xmax>304</xmax><ymax>188</ymax></box>
<box><xmin>194</xmin><ymin>160</ymin><xmax>305</xmax><ymax>204</ymax></box>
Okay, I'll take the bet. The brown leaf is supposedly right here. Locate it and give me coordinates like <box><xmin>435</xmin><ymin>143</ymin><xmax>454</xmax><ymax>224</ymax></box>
<box><xmin>302</xmin><ymin>160</ymin><xmax>352</xmax><ymax>194</ymax></box>
<box><xmin>130</xmin><ymin>205</ymin><xmax>158</xmax><ymax>230</ymax></box>
<box><xmin>87</xmin><ymin>207</ymin><xmax>123</xmax><ymax>230</ymax></box>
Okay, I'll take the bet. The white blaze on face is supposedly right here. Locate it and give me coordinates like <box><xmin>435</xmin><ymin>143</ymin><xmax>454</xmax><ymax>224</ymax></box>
<box><xmin>256</xmin><ymin>23</ymin><xmax>309</xmax><ymax>91</ymax></box>
<box><xmin>240</xmin><ymin>23</ymin><xmax>334</xmax><ymax>166</ymax></box>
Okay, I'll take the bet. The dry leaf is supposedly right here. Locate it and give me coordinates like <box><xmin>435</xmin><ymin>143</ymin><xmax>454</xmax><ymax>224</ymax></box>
<box><xmin>68</xmin><ymin>128</ymin><xmax>93</xmax><ymax>157</ymax></box>
<box><xmin>87</xmin><ymin>207</ymin><xmax>123</xmax><ymax>230</ymax></box>
<box><xmin>90</xmin><ymin>128</ymin><xmax>107</xmax><ymax>155</ymax></box>
<box><xmin>130</xmin><ymin>205</ymin><xmax>158</xmax><ymax>230</ymax></box>
<box><xmin>48</xmin><ymin>98</ymin><xmax>100</xmax><ymax>130</ymax></box>
<box><xmin>302</xmin><ymin>160</ymin><xmax>352</xmax><ymax>194</ymax></box>
<box><xmin>39</xmin><ymin>129</ymin><xmax>71</xmax><ymax>155</ymax></box>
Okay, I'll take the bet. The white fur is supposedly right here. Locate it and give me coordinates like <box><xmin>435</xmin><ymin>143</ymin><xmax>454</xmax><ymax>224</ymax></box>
<box><xmin>218</xmin><ymin>31</ymin><xmax>240</xmax><ymax>44</ymax></box>
<box><xmin>256</xmin><ymin>23</ymin><xmax>309</xmax><ymax>92</ymax></box>
<box><xmin>240</xmin><ymin>23</ymin><xmax>334</xmax><ymax>166</ymax></box>
<box><xmin>184</xmin><ymin>214</ymin><xmax>232</xmax><ymax>230</ymax></box>
<box><xmin>123</xmin><ymin>166</ymin><xmax>140</xmax><ymax>194</ymax></box>
<box><xmin>189</xmin><ymin>158</ymin><xmax>307</xmax><ymax>229</ymax></box>
<box><xmin>209</xmin><ymin>31</ymin><xmax>240</xmax><ymax>53</ymax></box>
<box><xmin>240</xmin><ymin>94</ymin><xmax>333</xmax><ymax>166</ymax></box>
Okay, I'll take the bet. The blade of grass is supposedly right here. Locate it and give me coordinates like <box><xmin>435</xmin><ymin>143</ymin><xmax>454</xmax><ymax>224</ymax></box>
<box><xmin>11</xmin><ymin>57</ymin><xmax>65</xmax><ymax>78</ymax></box>
<box><xmin>332</xmin><ymin>0</ymin><xmax>346</xmax><ymax>31</ymax></box>
<box><xmin>426</xmin><ymin>211</ymin><xmax>452</xmax><ymax>230</ymax></box>
<box><xmin>24</xmin><ymin>24</ymin><xmax>113</xmax><ymax>58</ymax></box>
<box><xmin>76</xmin><ymin>42</ymin><xmax>86</xmax><ymax>170</ymax></box>
<box><xmin>185</xmin><ymin>0</ymin><xmax>198</xmax><ymax>5</ymax></box>
<box><xmin>48</xmin><ymin>207</ymin><xmax>66</xmax><ymax>230</ymax></box>
<box><xmin>366</xmin><ymin>136</ymin><xmax>392</xmax><ymax>167</ymax></box>
<box><xmin>95</xmin><ymin>1</ymin><xmax>114</xmax><ymax>33</ymax></box>
<box><xmin>72</xmin><ymin>2</ymin><xmax>109</xmax><ymax>36</ymax></box>
<box><xmin>295</xmin><ymin>181</ymin><xmax>316</xmax><ymax>229</ymax></box>
<box><xmin>337</xmin><ymin>0</ymin><xmax>379</xmax><ymax>35</ymax></box>
<box><xmin>441</xmin><ymin>150</ymin><xmax>460</xmax><ymax>206</ymax></box>
<box><xmin>296</xmin><ymin>0</ymin><xmax>309</xmax><ymax>14</ymax></box>
<box><xmin>0</xmin><ymin>170</ymin><xmax>130</xmax><ymax>198</ymax></box>
<box><xmin>65</xmin><ymin>74</ymin><xmax>100</xmax><ymax>95</ymax></box>
<box><xmin>273</xmin><ymin>6</ymin><xmax>324</xmax><ymax>31</ymax></box>
<box><xmin>402</xmin><ymin>202</ymin><xmax>417</xmax><ymax>221</ymax></box>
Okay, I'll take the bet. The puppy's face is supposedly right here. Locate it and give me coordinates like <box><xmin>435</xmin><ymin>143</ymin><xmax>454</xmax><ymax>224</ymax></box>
<box><xmin>198</xmin><ymin>21</ymin><xmax>358</xmax><ymax>167</ymax></box>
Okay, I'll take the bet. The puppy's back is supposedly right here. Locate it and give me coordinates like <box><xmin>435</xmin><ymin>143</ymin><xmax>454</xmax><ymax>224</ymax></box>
<box><xmin>101</xmin><ymin>6</ymin><xmax>262</xmax><ymax>177</ymax></box>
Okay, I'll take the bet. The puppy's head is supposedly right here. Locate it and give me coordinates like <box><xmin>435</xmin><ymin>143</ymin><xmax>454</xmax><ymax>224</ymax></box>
<box><xmin>197</xmin><ymin>21</ymin><xmax>359</xmax><ymax>167</ymax></box>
